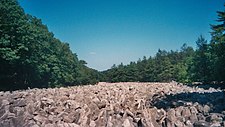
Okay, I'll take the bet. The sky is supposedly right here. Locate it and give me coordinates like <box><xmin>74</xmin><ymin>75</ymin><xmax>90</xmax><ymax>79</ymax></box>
<box><xmin>18</xmin><ymin>0</ymin><xmax>224</xmax><ymax>71</ymax></box>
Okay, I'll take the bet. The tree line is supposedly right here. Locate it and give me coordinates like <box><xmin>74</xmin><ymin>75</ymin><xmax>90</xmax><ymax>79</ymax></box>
<box><xmin>101</xmin><ymin>5</ymin><xmax>225</xmax><ymax>84</ymax></box>
<box><xmin>0</xmin><ymin>0</ymin><xmax>224</xmax><ymax>91</ymax></box>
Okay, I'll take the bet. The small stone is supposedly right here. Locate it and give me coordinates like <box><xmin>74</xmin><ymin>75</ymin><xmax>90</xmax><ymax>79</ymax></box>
<box><xmin>63</xmin><ymin>123</ymin><xmax>69</xmax><ymax>127</ymax></box>
<box><xmin>41</xmin><ymin>97</ymin><xmax>54</xmax><ymax>105</ymax></box>
<box><xmin>194</xmin><ymin>121</ymin><xmax>210</xmax><ymax>127</ymax></box>
<box><xmin>166</xmin><ymin>118</ymin><xmax>174</xmax><ymax>127</ymax></box>
<box><xmin>73</xmin><ymin>112</ymin><xmax>81</xmax><ymax>123</ymax></box>
<box><xmin>134</xmin><ymin>118</ymin><xmax>141</xmax><ymax>123</ymax></box>
<box><xmin>175</xmin><ymin>120</ymin><xmax>185</xmax><ymax>127</ymax></box>
<box><xmin>206</xmin><ymin>113</ymin><xmax>223</xmax><ymax>123</ymax></box>
<box><xmin>12</xmin><ymin>93</ymin><xmax>24</xmax><ymax>99</ymax></box>
<box><xmin>203</xmin><ymin>105</ymin><xmax>210</xmax><ymax>115</ymax></box>
<box><xmin>181</xmin><ymin>107</ymin><xmax>191</xmax><ymax>118</ymax></box>
<box><xmin>197</xmin><ymin>113</ymin><xmax>206</xmax><ymax>121</ymax></box>
<box><xmin>44</xmin><ymin>124</ymin><xmax>55</xmax><ymax>127</ymax></box>
<box><xmin>122</xmin><ymin>118</ymin><xmax>134</xmax><ymax>127</ymax></box>
<box><xmin>89</xmin><ymin>120</ymin><xmax>96</xmax><ymax>127</ymax></box>
<box><xmin>2</xmin><ymin>99</ymin><xmax>10</xmax><ymax>106</ymax></box>
<box><xmin>195</xmin><ymin>104</ymin><xmax>204</xmax><ymax>113</ymax></box>
<box><xmin>116</xmin><ymin>113</ymin><xmax>122</xmax><ymax>119</ymax></box>
<box><xmin>190</xmin><ymin>106</ymin><xmax>198</xmax><ymax>114</ymax></box>
<box><xmin>167</xmin><ymin>109</ymin><xmax>176</xmax><ymax>121</ymax></box>
<box><xmin>0</xmin><ymin>108</ymin><xmax>6</xmax><ymax>117</ymax></box>
<box><xmin>48</xmin><ymin>115</ymin><xmax>54</xmax><ymax>122</ymax></box>
<box><xmin>210</xmin><ymin>123</ymin><xmax>221</xmax><ymax>127</ymax></box>
<box><xmin>189</xmin><ymin>114</ymin><xmax>198</xmax><ymax>123</ymax></box>
<box><xmin>57</xmin><ymin>123</ymin><xmax>64</xmax><ymax>127</ymax></box>
<box><xmin>68</xmin><ymin>123</ymin><xmax>80</xmax><ymax>127</ymax></box>
<box><xmin>7</xmin><ymin>112</ymin><xmax>16</xmax><ymax>118</ymax></box>
<box><xmin>185</xmin><ymin>120</ymin><xmax>193</xmax><ymax>127</ymax></box>
<box><xmin>126</xmin><ymin>109</ymin><xmax>134</xmax><ymax>118</ymax></box>
<box><xmin>13</xmin><ymin>99</ymin><xmax>26</xmax><ymax>107</ymax></box>
<box><xmin>63</xmin><ymin>115</ymin><xmax>74</xmax><ymax>123</ymax></box>
<box><xmin>175</xmin><ymin>107</ymin><xmax>183</xmax><ymax>117</ymax></box>
<box><xmin>33</xmin><ymin>115</ymin><xmax>46</xmax><ymax>123</ymax></box>
<box><xmin>96</xmin><ymin>101</ymin><xmax>106</xmax><ymax>109</ymax></box>
<box><xmin>31</xmin><ymin>124</ymin><xmax>40</xmax><ymax>127</ymax></box>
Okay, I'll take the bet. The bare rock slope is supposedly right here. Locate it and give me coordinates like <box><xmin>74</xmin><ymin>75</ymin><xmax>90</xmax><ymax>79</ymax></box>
<box><xmin>0</xmin><ymin>82</ymin><xmax>225</xmax><ymax>127</ymax></box>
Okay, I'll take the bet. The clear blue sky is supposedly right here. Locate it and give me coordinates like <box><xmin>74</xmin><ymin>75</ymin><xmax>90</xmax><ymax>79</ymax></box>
<box><xmin>18</xmin><ymin>0</ymin><xmax>224</xmax><ymax>71</ymax></box>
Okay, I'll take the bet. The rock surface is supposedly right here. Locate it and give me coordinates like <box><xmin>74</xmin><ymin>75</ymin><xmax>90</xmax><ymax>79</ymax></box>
<box><xmin>0</xmin><ymin>82</ymin><xmax>225</xmax><ymax>127</ymax></box>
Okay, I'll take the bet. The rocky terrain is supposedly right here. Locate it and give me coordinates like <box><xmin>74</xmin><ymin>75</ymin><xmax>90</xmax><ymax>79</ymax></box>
<box><xmin>0</xmin><ymin>82</ymin><xmax>225</xmax><ymax>127</ymax></box>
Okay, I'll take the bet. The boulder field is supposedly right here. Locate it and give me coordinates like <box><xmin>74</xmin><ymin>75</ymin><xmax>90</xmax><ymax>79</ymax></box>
<box><xmin>0</xmin><ymin>82</ymin><xmax>225</xmax><ymax>127</ymax></box>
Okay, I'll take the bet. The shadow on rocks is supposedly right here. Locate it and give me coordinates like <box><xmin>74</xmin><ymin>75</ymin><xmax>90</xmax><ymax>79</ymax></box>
<box><xmin>186</xmin><ymin>83</ymin><xmax>225</xmax><ymax>90</ymax></box>
<box><xmin>150</xmin><ymin>91</ymin><xmax>225</xmax><ymax>113</ymax></box>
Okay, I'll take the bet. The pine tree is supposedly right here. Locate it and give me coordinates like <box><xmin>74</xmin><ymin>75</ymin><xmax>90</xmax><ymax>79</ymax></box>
<box><xmin>210</xmin><ymin>5</ymin><xmax>225</xmax><ymax>82</ymax></box>
<box><xmin>191</xmin><ymin>36</ymin><xmax>211</xmax><ymax>83</ymax></box>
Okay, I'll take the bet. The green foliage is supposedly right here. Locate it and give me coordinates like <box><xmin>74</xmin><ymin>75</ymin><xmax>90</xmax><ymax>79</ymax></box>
<box><xmin>210</xmin><ymin>5</ymin><xmax>225</xmax><ymax>82</ymax></box>
<box><xmin>102</xmin><ymin>45</ymin><xmax>194</xmax><ymax>83</ymax></box>
<box><xmin>190</xmin><ymin>36</ymin><xmax>211</xmax><ymax>83</ymax></box>
<box><xmin>0</xmin><ymin>0</ymin><xmax>99</xmax><ymax>90</ymax></box>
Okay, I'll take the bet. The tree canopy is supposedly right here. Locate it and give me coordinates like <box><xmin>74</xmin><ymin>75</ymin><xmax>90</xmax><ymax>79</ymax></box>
<box><xmin>0</xmin><ymin>0</ymin><xmax>100</xmax><ymax>90</ymax></box>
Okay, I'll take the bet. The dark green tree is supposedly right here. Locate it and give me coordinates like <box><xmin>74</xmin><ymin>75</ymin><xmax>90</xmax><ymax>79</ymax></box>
<box><xmin>210</xmin><ymin>5</ymin><xmax>225</xmax><ymax>82</ymax></box>
<box><xmin>191</xmin><ymin>36</ymin><xmax>211</xmax><ymax>83</ymax></box>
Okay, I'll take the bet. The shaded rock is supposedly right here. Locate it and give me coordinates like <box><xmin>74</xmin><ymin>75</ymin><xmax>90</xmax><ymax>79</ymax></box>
<box><xmin>33</xmin><ymin>115</ymin><xmax>47</xmax><ymax>123</ymax></box>
<box><xmin>203</xmin><ymin>105</ymin><xmax>211</xmax><ymax>115</ymax></box>
<box><xmin>175</xmin><ymin>120</ymin><xmax>185</xmax><ymax>127</ymax></box>
<box><xmin>0</xmin><ymin>108</ymin><xmax>6</xmax><ymax>117</ymax></box>
<box><xmin>0</xmin><ymin>111</ymin><xmax>14</xmax><ymax>121</ymax></box>
<box><xmin>0</xmin><ymin>119</ymin><xmax>14</xmax><ymax>127</ymax></box>
<box><xmin>73</xmin><ymin>111</ymin><xmax>81</xmax><ymax>124</ymax></box>
<box><xmin>195</xmin><ymin>104</ymin><xmax>204</xmax><ymax>113</ymax></box>
<box><xmin>13</xmin><ymin>99</ymin><xmax>26</xmax><ymax>107</ymax></box>
<box><xmin>206</xmin><ymin>113</ymin><xmax>223</xmax><ymax>123</ymax></box>
<box><xmin>12</xmin><ymin>92</ymin><xmax>24</xmax><ymax>99</ymax></box>
<box><xmin>197</xmin><ymin>113</ymin><xmax>206</xmax><ymax>121</ymax></box>
<box><xmin>194</xmin><ymin>121</ymin><xmax>210</xmax><ymax>127</ymax></box>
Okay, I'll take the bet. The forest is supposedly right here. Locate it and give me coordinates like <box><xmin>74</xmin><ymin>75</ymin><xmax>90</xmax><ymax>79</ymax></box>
<box><xmin>0</xmin><ymin>0</ymin><xmax>225</xmax><ymax>91</ymax></box>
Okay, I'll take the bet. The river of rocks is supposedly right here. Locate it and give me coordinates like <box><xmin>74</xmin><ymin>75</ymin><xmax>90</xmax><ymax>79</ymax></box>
<box><xmin>0</xmin><ymin>82</ymin><xmax>225</xmax><ymax>127</ymax></box>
